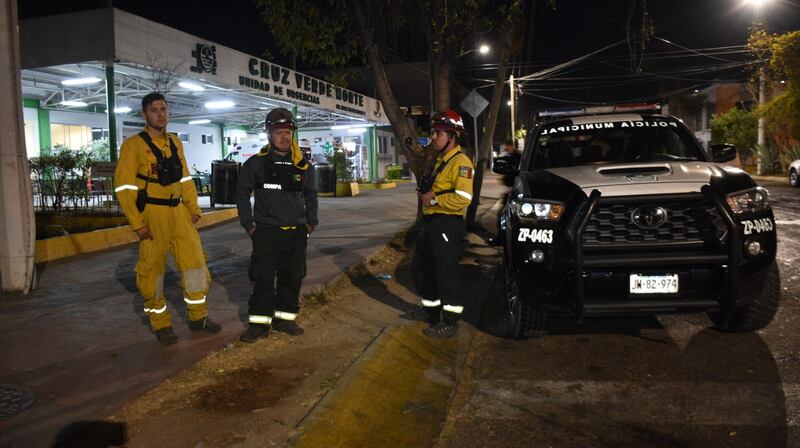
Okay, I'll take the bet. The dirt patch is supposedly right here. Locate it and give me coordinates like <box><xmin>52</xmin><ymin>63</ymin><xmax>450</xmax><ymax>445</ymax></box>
<box><xmin>192</xmin><ymin>361</ymin><xmax>308</xmax><ymax>413</ymax></box>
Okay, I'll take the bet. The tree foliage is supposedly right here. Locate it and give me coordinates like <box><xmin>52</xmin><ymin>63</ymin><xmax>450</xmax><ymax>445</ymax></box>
<box><xmin>748</xmin><ymin>29</ymin><xmax>800</xmax><ymax>146</ymax></box>
<box><xmin>710</xmin><ymin>107</ymin><xmax>757</xmax><ymax>155</ymax></box>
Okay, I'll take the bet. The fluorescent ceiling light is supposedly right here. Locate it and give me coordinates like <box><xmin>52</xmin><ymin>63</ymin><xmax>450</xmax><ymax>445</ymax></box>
<box><xmin>179</xmin><ymin>81</ymin><xmax>205</xmax><ymax>91</ymax></box>
<box><xmin>331</xmin><ymin>125</ymin><xmax>352</xmax><ymax>130</ymax></box>
<box><xmin>205</xmin><ymin>100</ymin><xmax>235</xmax><ymax>110</ymax></box>
<box><xmin>61</xmin><ymin>100</ymin><xmax>88</xmax><ymax>107</ymax></box>
<box><xmin>189</xmin><ymin>119</ymin><xmax>211</xmax><ymax>125</ymax></box>
<box><xmin>258</xmin><ymin>132</ymin><xmax>267</xmax><ymax>139</ymax></box>
<box><xmin>61</xmin><ymin>77</ymin><xmax>102</xmax><ymax>86</ymax></box>
<box><xmin>348</xmin><ymin>127</ymin><xmax>367</xmax><ymax>134</ymax></box>
<box><xmin>113</xmin><ymin>106</ymin><xmax>132</xmax><ymax>114</ymax></box>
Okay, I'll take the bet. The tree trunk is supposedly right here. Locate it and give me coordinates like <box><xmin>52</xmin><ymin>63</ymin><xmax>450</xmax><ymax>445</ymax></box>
<box><xmin>351</xmin><ymin>0</ymin><xmax>433</xmax><ymax>179</ymax></box>
<box><xmin>465</xmin><ymin>25</ymin><xmax>514</xmax><ymax>230</ymax></box>
<box><xmin>434</xmin><ymin>57</ymin><xmax>452</xmax><ymax>111</ymax></box>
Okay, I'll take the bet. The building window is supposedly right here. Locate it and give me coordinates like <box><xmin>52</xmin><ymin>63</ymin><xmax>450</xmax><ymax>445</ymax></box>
<box><xmin>380</xmin><ymin>136</ymin><xmax>388</xmax><ymax>154</ymax></box>
<box><xmin>50</xmin><ymin>123</ymin><xmax>93</xmax><ymax>149</ymax></box>
<box><xmin>91</xmin><ymin>128</ymin><xmax>109</xmax><ymax>140</ymax></box>
<box><xmin>202</xmin><ymin>134</ymin><xmax>214</xmax><ymax>144</ymax></box>
<box><xmin>178</xmin><ymin>132</ymin><xmax>190</xmax><ymax>143</ymax></box>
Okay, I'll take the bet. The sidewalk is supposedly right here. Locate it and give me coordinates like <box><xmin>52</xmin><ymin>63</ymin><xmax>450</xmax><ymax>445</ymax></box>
<box><xmin>0</xmin><ymin>183</ymin><xmax>420</xmax><ymax>447</ymax></box>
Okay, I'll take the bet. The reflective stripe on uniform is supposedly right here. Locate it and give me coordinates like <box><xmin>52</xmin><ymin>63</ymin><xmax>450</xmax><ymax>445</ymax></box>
<box><xmin>274</xmin><ymin>311</ymin><xmax>297</xmax><ymax>321</ymax></box>
<box><xmin>421</xmin><ymin>299</ymin><xmax>441</xmax><ymax>307</ymax></box>
<box><xmin>115</xmin><ymin>184</ymin><xmax>139</xmax><ymax>192</ymax></box>
<box><xmin>455</xmin><ymin>190</ymin><xmax>473</xmax><ymax>200</ymax></box>
<box><xmin>180</xmin><ymin>176</ymin><xmax>193</xmax><ymax>183</ymax></box>
<box><xmin>443</xmin><ymin>304</ymin><xmax>464</xmax><ymax>314</ymax></box>
<box><xmin>249</xmin><ymin>315</ymin><xmax>272</xmax><ymax>324</ymax></box>
<box><xmin>144</xmin><ymin>305</ymin><xmax>167</xmax><ymax>314</ymax></box>
<box><xmin>442</xmin><ymin>233</ymin><xmax>449</xmax><ymax>242</ymax></box>
<box><xmin>184</xmin><ymin>296</ymin><xmax>206</xmax><ymax>305</ymax></box>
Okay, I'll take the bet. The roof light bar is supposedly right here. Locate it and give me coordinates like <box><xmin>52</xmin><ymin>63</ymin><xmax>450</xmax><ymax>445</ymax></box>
<box><xmin>61</xmin><ymin>100</ymin><xmax>88</xmax><ymax>107</ymax></box>
<box><xmin>189</xmin><ymin>119</ymin><xmax>211</xmax><ymax>125</ymax></box>
<box><xmin>61</xmin><ymin>77</ymin><xmax>102</xmax><ymax>86</ymax></box>
<box><xmin>205</xmin><ymin>100</ymin><xmax>235</xmax><ymax>110</ymax></box>
<box><xmin>179</xmin><ymin>82</ymin><xmax>205</xmax><ymax>92</ymax></box>
<box><xmin>537</xmin><ymin>103</ymin><xmax>661</xmax><ymax>118</ymax></box>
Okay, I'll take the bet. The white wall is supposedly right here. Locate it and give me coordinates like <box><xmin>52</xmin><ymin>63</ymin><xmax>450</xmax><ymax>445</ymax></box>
<box><xmin>22</xmin><ymin>107</ymin><xmax>39</xmax><ymax>157</ymax></box>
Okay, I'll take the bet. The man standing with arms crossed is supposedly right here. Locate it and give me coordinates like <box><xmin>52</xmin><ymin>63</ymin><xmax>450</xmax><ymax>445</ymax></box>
<box><xmin>236</xmin><ymin>108</ymin><xmax>318</xmax><ymax>343</ymax></box>
<box><xmin>114</xmin><ymin>92</ymin><xmax>221</xmax><ymax>345</ymax></box>
<box><xmin>403</xmin><ymin>110</ymin><xmax>474</xmax><ymax>339</ymax></box>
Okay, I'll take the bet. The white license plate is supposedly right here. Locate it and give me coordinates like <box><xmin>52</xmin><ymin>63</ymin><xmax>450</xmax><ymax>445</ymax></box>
<box><xmin>629</xmin><ymin>274</ymin><xmax>679</xmax><ymax>294</ymax></box>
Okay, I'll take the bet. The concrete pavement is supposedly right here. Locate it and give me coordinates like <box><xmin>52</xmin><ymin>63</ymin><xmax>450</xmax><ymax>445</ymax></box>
<box><xmin>0</xmin><ymin>184</ymin><xmax>422</xmax><ymax>447</ymax></box>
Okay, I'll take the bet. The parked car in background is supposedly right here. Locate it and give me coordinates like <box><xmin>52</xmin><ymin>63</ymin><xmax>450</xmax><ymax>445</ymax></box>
<box><xmin>788</xmin><ymin>159</ymin><xmax>800</xmax><ymax>187</ymax></box>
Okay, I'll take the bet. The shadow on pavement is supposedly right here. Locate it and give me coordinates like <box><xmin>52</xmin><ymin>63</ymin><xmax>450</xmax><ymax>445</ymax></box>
<box><xmin>53</xmin><ymin>420</ymin><xmax>126</xmax><ymax>448</ymax></box>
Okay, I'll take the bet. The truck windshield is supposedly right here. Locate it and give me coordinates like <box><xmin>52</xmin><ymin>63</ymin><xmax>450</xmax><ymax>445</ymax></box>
<box><xmin>529</xmin><ymin>119</ymin><xmax>706</xmax><ymax>170</ymax></box>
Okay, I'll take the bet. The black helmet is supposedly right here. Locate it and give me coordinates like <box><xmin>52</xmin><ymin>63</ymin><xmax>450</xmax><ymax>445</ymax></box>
<box><xmin>265</xmin><ymin>108</ymin><xmax>296</xmax><ymax>131</ymax></box>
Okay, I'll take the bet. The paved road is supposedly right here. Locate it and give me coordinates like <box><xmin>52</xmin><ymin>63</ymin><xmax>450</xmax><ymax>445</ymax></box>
<box><xmin>437</xmin><ymin>180</ymin><xmax>800</xmax><ymax>448</ymax></box>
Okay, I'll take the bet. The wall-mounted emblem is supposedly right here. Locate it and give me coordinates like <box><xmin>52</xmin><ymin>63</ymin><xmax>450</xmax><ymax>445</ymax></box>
<box><xmin>190</xmin><ymin>43</ymin><xmax>217</xmax><ymax>75</ymax></box>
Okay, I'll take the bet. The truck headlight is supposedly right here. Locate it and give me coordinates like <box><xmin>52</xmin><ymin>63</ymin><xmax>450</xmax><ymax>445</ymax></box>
<box><xmin>511</xmin><ymin>199</ymin><xmax>565</xmax><ymax>221</ymax></box>
<box><xmin>726</xmin><ymin>187</ymin><xmax>769</xmax><ymax>214</ymax></box>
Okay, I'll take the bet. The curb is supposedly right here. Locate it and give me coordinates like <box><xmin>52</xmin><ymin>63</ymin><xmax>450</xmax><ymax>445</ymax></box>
<box><xmin>34</xmin><ymin>208</ymin><xmax>238</xmax><ymax>263</ymax></box>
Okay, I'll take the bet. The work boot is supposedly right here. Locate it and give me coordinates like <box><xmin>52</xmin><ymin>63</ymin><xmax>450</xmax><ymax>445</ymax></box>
<box><xmin>423</xmin><ymin>321</ymin><xmax>458</xmax><ymax>339</ymax></box>
<box><xmin>155</xmin><ymin>327</ymin><xmax>179</xmax><ymax>345</ymax></box>
<box><xmin>272</xmin><ymin>319</ymin><xmax>305</xmax><ymax>336</ymax></box>
<box><xmin>400</xmin><ymin>306</ymin><xmax>440</xmax><ymax>325</ymax></box>
<box><xmin>188</xmin><ymin>316</ymin><xmax>222</xmax><ymax>333</ymax></box>
<box><xmin>239</xmin><ymin>325</ymin><xmax>269</xmax><ymax>343</ymax></box>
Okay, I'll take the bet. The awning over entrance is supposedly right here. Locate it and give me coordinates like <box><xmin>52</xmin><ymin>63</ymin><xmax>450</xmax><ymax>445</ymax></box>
<box><xmin>20</xmin><ymin>8</ymin><xmax>390</xmax><ymax>132</ymax></box>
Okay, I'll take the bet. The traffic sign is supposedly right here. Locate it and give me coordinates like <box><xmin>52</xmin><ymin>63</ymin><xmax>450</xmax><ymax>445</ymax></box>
<box><xmin>460</xmin><ymin>89</ymin><xmax>489</xmax><ymax>118</ymax></box>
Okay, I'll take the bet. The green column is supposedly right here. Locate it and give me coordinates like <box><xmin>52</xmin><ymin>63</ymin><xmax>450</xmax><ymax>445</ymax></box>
<box><xmin>105</xmin><ymin>63</ymin><xmax>117</xmax><ymax>162</ymax></box>
<box><xmin>36</xmin><ymin>103</ymin><xmax>51</xmax><ymax>156</ymax></box>
<box><xmin>219</xmin><ymin>123</ymin><xmax>226</xmax><ymax>158</ymax></box>
<box><xmin>371</xmin><ymin>124</ymin><xmax>379</xmax><ymax>181</ymax></box>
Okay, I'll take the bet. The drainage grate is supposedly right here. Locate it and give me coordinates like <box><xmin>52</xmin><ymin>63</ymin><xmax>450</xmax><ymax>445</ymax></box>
<box><xmin>0</xmin><ymin>384</ymin><xmax>35</xmax><ymax>420</ymax></box>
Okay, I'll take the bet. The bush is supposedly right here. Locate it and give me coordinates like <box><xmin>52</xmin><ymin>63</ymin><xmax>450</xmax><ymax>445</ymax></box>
<box><xmin>385</xmin><ymin>165</ymin><xmax>402</xmax><ymax>180</ymax></box>
<box><xmin>29</xmin><ymin>145</ymin><xmax>94</xmax><ymax>212</ymax></box>
<box><xmin>711</xmin><ymin>108</ymin><xmax>757</xmax><ymax>161</ymax></box>
<box><xmin>324</xmin><ymin>150</ymin><xmax>354</xmax><ymax>182</ymax></box>
<box><xmin>752</xmin><ymin>143</ymin><xmax>782</xmax><ymax>175</ymax></box>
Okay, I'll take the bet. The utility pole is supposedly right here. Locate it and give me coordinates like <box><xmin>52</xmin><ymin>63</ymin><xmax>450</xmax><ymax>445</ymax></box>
<box><xmin>757</xmin><ymin>70</ymin><xmax>766</xmax><ymax>175</ymax></box>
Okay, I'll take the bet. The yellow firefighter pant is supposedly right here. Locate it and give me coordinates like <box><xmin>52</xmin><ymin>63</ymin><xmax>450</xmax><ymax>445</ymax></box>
<box><xmin>134</xmin><ymin>202</ymin><xmax>211</xmax><ymax>331</ymax></box>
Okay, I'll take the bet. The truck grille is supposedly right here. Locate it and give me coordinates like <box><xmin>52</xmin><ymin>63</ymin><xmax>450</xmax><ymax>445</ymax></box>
<box><xmin>582</xmin><ymin>196</ymin><xmax>726</xmax><ymax>249</ymax></box>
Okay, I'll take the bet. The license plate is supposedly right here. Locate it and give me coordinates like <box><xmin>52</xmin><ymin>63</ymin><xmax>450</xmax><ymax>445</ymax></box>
<box><xmin>629</xmin><ymin>274</ymin><xmax>679</xmax><ymax>294</ymax></box>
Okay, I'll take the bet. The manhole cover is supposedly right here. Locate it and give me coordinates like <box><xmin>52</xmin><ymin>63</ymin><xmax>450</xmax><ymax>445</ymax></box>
<box><xmin>0</xmin><ymin>384</ymin><xmax>35</xmax><ymax>420</ymax></box>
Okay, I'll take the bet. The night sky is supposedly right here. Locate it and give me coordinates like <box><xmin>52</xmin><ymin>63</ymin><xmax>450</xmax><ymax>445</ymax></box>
<box><xmin>17</xmin><ymin>0</ymin><xmax>800</xmax><ymax>108</ymax></box>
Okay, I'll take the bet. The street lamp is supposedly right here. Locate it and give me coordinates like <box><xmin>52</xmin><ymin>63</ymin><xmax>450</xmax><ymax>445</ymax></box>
<box><xmin>456</xmin><ymin>44</ymin><xmax>491</xmax><ymax>59</ymax></box>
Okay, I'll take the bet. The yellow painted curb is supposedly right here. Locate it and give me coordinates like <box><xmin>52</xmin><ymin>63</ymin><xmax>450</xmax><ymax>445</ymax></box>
<box><xmin>34</xmin><ymin>208</ymin><xmax>238</xmax><ymax>263</ymax></box>
<box><xmin>357</xmin><ymin>182</ymin><xmax>397</xmax><ymax>190</ymax></box>
<box><xmin>294</xmin><ymin>324</ymin><xmax>457</xmax><ymax>448</ymax></box>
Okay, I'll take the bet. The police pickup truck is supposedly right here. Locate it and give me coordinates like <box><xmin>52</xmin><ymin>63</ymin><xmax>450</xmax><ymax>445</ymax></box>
<box><xmin>492</xmin><ymin>103</ymin><xmax>779</xmax><ymax>338</ymax></box>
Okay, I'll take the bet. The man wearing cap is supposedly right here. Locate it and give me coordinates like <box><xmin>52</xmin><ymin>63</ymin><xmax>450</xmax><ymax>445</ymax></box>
<box><xmin>402</xmin><ymin>110</ymin><xmax>474</xmax><ymax>339</ymax></box>
<box><xmin>236</xmin><ymin>108</ymin><xmax>318</xmax><ymax>343</ymax></box>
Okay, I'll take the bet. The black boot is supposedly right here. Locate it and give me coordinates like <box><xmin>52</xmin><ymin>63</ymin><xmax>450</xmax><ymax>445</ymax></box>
<box><xmin>423</xmin><ymin>321</ymin><xmax>458</xmax><ymax>339</ymax></box>
<box><xmin>239</xmin><ymin>325</ymin><xmax>269</xmax><ymax>343</ymax></box>
<box><xmin>188</xmin><ymin>316</ymin><xmax>222</xmax><ymax>333</ymax></box>
<box><xmin>400</xmin><ymin>306</ymin><xmax>440</xmax><ymax>325</ymax></box>
<box><xmin>272</xmin><ymin>319</ymin><xmax>305</xmax><ymax>336</ymax></box>
<box><xmin>155</xmin><ymin>327</ymin><xmax>179</xmax><ymax>345</ymax></box>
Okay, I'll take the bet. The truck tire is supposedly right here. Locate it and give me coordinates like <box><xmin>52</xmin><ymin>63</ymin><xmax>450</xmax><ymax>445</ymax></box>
<box><xmin>790</xmin><ymin>169</ymin><xmax>798</xmax><ymax>187</ymax></box>
<box><xmin>503</xmin><ymin>262</ymin><xmax>548</xmax><ymax>339</ymax></box>
<box><xmin>709</xmin><ymin>260</ymin><xmax>780</xmax><ymax>332</ymax></box>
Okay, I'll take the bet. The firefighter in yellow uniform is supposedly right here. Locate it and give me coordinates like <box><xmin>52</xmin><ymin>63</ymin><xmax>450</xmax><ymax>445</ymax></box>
<box><xmin>114</xmin><ymin>92</ymin><xmax>221</xmax><ymax>345</ymax></box>
<box><xmin>404</xmin><ymin>110</ymin><xmax>474</xmax><ymax>339</ymax></box>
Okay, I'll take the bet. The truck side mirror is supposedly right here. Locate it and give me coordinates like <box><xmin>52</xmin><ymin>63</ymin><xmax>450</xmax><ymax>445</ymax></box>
<box><xmin>492</xmin><ymin>155</ymin><xmax>519</xmax><ymax>176</ymax></box>
<box><xmin>709</xmin><ymin>143</ymin><xmax>736</xmax><ymax>163</ymax></box>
